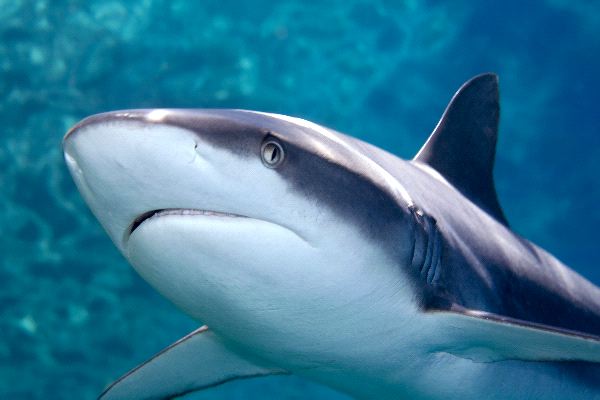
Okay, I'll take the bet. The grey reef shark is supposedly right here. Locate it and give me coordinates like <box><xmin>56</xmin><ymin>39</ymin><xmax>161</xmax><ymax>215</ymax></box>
<box><xmin>63</xmin><ymin>73</ymin><xmax>600</xmax><ymax>400</ymax></box>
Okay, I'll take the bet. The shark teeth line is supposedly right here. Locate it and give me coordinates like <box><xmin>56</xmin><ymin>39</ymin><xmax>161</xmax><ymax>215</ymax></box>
<box><xmin>130</xmin><ymin>208</ymin><xmax>246</xmax><ymax>235</ymax></box>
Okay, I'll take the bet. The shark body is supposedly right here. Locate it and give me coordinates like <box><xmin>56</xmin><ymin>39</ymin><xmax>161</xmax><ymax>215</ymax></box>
<box><xmin>63</xmin><ymin>74</ymin><xmax>600</xmax><ymax>399</ymax></box>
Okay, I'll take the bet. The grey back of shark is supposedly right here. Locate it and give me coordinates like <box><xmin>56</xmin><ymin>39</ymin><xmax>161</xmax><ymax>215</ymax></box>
<box><xmin>64</xmin><ymin>74</ymin><xmax>600</xmax><ymax>400</ymax></box>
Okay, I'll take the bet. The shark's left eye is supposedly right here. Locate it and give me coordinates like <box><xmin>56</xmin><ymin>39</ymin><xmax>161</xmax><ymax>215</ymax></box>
<box><xmin>261</xmin><ymin>139</ymin><xmax>285</xmax><ymax>168</ymax></box>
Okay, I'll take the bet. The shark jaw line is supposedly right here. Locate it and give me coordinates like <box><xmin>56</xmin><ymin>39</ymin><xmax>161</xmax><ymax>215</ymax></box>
<box><xmin>129</xmin><ymin>208</ymin><xmax>248</xmax><ymax>236</ymax></box>
<box><xmin>127</xmin><ymin>208</ymin><xmax>312</xmax><ymax>247</ymax></box>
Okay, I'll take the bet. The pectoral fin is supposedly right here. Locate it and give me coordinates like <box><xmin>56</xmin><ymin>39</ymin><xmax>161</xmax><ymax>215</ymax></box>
<box><xmin>432</xmin><ymin>309</ymin><xmax>600</xmax><ymax>363</ymax></box>
<box><xmin>99</xmin><ymin>326</ymin><xmax>287</xmax><ymax>400</ymax></box>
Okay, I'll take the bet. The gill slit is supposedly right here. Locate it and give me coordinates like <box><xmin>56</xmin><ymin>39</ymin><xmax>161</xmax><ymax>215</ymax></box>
<box><xmin>409</xmin><ymin>206</ymin><xmax>442</xmax><ymax>285</ymax></box>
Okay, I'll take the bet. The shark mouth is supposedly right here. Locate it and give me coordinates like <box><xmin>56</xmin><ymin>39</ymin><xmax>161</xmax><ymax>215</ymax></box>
<box><xmin>129</xmin><ymin>209</ymin><xmax>247</xmax><ymax>236</ymax></box>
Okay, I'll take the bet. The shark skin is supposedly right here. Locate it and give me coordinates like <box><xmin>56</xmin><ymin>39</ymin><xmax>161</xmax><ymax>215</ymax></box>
<box><xmin>63</xmin><ymin>74</ymin><xmax>600</xmax><ymax>400</ymax></box>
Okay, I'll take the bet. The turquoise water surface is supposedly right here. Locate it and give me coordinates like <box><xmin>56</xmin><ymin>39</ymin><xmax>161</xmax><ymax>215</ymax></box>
<box><xmin>1</xmin><ymin>1</ymin><xmax>599</xmax><ymax>399</ymax></box>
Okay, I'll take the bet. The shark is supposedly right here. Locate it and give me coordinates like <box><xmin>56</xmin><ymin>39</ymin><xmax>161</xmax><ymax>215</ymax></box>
<box><xmin>63</xmin><ymin>73</ymin><xmax>600</xmax><ymax>400</ymax></box>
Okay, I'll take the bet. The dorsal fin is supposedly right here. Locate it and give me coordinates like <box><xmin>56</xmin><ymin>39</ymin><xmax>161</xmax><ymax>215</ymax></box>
<box><xmin>414</xmin><ymin>73</ymin><xmax>508</xmax><ymax>226</ymax></box>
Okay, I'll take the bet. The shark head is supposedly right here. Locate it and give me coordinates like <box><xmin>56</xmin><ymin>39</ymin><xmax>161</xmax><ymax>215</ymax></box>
<box><xmin>63</xmin><ymin>109</ymin><xmax>418</xmax><ymax>364</ymax></box>
<box><xmin>65</xmin><ymin>75</ymin><xmax>600</xmax><ymax>400</ymax></box>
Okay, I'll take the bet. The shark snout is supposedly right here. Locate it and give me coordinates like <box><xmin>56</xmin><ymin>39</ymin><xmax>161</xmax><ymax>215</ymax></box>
<box><xmin>62</xmin><ymin>109</ymin><xmax>294</xmax><ymax>255</ymax></box>
<box><xmin>63</xmin><ymin>111</ymin><xmax>213</xmax><ymax>252</ymax></box>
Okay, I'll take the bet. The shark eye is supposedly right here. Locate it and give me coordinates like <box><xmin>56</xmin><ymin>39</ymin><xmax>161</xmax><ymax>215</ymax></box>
<box><xmin>261</xmin><ymin>139</ymin><xmax>285</xmax><ymax>168</ymax></box>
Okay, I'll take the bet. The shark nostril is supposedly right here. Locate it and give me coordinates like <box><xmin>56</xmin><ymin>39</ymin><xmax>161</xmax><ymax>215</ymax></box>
<box><xmin>190</xmin><ymin>142</ymin><xmax>203</xmax><ymax>164</ymax></box>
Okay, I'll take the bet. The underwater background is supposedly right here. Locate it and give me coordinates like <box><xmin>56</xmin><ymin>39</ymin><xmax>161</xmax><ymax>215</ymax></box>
<box><xmin>1</xmin><ymin>0</ymin><xmax>599</xmax><ymax>398</ymax></box>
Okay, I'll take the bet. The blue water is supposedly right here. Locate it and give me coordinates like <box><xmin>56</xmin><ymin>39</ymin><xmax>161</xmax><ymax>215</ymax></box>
<box><xmin>1</xmin><ymin>1</ymin><xmax>599</xmax><ymax>398</ymax></box>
